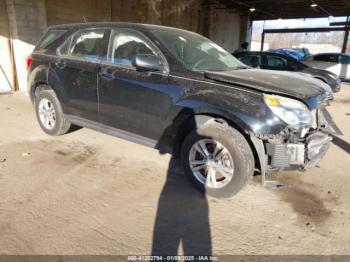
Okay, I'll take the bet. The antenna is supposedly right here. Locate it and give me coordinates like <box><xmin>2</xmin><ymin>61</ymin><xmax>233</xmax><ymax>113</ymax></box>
<box><xmin>83</xmin><ymin>16</ymin><xmax>87</xmax><ymax>23</ymax></box>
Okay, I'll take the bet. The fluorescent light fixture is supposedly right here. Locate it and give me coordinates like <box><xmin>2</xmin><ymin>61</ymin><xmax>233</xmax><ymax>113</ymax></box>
<box><xmin>249</xmin><ymin>8</ymin><xmax>256</xmax><ymax>12</ymax></box>
<box><xmin>310</xmin><ymin>3</ymin><xmax>318</xmax><ymax>7</ymax></box>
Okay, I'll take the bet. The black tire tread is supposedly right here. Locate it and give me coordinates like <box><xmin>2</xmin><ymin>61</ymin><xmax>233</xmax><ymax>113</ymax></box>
<box><xmin>180</xmin><ymin>121</ymin><xmax>255</xmax><ymax>198</ymax></box>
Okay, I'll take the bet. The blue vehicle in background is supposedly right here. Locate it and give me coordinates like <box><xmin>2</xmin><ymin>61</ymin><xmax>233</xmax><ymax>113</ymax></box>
<box><xmin>269</xmin><ymin>48</ymin><xmax>310</xmax><ymax>60</ymax></box>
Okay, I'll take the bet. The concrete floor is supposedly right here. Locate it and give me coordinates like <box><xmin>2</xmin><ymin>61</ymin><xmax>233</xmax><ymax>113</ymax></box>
<box><xmin>0</xmin><ymin>85</ymin><xmax>349</xmax><ymax>256</ymax></box>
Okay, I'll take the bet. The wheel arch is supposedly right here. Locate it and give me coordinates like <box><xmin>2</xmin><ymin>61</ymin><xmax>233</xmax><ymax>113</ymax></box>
<box><xmin>172</xmin><ymin>112</ymin><xmax>261</xmax><ymax>172</ymax></box>
<box><xmin>313</xmin><ymin>76</ymin><xmax>327</xmax><ymax>84</ymax></box>
<box><xmin>29</xmin><ymin>64</ymin><xmax>49</xmax><ymax>103</ymax></box>
<box><xmin>30</xmin><ymin>82</ymin><xmax>60</xmax><ymax>106</ymax></box>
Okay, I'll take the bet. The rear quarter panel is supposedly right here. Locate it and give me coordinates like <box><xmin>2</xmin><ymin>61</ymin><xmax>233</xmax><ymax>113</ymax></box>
<box><xmin>28</xmin><ymin>54</ymin><xmax>51</xmax><ymax>104</ymax></box>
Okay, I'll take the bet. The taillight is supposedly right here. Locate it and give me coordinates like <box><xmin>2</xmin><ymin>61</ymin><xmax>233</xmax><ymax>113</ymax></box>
<box><xmin>26</xmin><ymin>55</ymin><xmax>33</xmax><ymax>70</ymax></box>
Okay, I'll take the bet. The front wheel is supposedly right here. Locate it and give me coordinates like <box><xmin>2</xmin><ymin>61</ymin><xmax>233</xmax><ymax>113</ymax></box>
<box><xmin>180</xmin><ymin>122</ymin><xmax>254</xmax><ymax>198</ymax></box>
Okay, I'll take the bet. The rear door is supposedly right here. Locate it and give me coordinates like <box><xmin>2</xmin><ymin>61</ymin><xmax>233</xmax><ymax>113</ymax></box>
<box><xmin>49</xmin><ymin>28</ymin><xmax>109</xmax><ymax>122</ymax></box>
<box><xmin>97</xmin><ymin>28</ymin><xmax>172</xmax><ymax>141</ymax></box>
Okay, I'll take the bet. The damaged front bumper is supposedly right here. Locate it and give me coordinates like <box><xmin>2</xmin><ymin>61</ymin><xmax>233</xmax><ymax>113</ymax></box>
<box><xmin>251</xmin><ymin>108</ymin><xmax>333</xmax><ymax>174</ymax></box>
<box><xmin>265</xmin><ymin>131</ymin><xmax>332</xmax><ymax>170</ymax></box>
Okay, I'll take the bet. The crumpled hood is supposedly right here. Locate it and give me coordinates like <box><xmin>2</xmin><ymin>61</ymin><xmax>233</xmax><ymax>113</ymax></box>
<box><xmin>204</xmin><ymin>68</ymin><xmax>330</xmax><ymax>100</ymax></box>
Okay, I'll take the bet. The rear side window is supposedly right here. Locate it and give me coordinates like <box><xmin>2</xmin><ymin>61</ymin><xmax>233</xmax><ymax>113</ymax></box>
<box><xmin>35</xmin><ymin>30</ymin><xmax>66</xmax><ymax>51</ymax></box>
<box><xmin>59</xmin><ymin>28</ymin><xmax>107</xmax><ymax>61</ymax></box>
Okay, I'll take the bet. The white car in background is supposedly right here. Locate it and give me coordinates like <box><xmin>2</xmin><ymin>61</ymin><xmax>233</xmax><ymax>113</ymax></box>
<box><xmin>303</xmin><ymin>53</ymin><xmax>350</xmax><ymax>82</ymax></box>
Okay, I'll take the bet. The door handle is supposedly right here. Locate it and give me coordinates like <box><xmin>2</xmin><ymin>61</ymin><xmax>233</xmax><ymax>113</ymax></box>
<box><xmin>55</xmin><ymin>60</ymin><xmax>66</xmax><ymax>69</ymax></box>
<box><xmin>99</xmin><ymin>69</ymin><xmax>114</xmax><ymax>81</ymax></box>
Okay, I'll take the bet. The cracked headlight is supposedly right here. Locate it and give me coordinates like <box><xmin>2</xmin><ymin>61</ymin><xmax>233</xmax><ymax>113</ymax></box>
<box><xmin>264</xmin><ymin>94</ymin><xmax>313</xmax><ymax>129</ymax></box>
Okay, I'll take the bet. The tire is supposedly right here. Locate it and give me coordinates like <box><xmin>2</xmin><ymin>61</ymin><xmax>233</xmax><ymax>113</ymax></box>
<box><xmin>35</xmin><ymin>89</ymin><xmax>71</xmax><ymax>136</ymax></box>
<box><xmin>180</xmin><ymin>121</ymin><xmax>254</xmax><ymax>198</ymax></box>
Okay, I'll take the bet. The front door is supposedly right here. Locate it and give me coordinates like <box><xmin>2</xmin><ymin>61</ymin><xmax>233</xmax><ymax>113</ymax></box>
<box><xmin>50</xmin><ymin>28</ymin><xmax>108</xmax><ymax>121</ymax></box>
<box><xmin>98</xmin><ymin>28</ymin><xmax>174</xmax><ymax>142</ymax></box>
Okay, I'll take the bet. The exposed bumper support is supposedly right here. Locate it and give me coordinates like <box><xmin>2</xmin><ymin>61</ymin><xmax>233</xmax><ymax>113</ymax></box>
<box><xmin>266</xmin><ymin>132</ymin><xmax>332</xmax><ymax>170</ymax></box>
<box><xmin>251</xmin><ymin>130</ymin><xmax>332</xmax><ymax>189</ymax></box>
<box><xmin>250</xmin><ymin>136</ymin><xmax>287</xmax><ymax>189</ymax></box>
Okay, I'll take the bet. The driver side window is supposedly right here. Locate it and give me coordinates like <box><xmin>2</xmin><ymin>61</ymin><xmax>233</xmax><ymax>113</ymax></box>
<box><xmin>238</xmin><ymin>54</ymin><xmax>261</xmax><ymax>67</ymax></box>
<box><xmin>265</xmin><ymin>55</ymin><xmax>288</xmax><ymax>67</ymax></box>
<box><xmin>107</xmin><ymin>29</ymin><xmax>161</xmax><ymax>67</ymax></box>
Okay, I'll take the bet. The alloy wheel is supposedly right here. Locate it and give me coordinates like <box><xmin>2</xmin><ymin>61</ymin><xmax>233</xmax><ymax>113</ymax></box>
<box><xmin>189</xmin><ymin>139</ymin><xmax>234</xmax><ymax>188</ymax></box>
<box><xmin>38</xmin><ymin>98</ymin><xmax>56</xmax><ymax>130</ymax></box>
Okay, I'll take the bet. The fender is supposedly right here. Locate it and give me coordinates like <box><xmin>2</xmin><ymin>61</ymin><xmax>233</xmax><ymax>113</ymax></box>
<box><xmin>159</xmin><ymin>95</ymin><xmax>286</xmax><ymax>156</ymax></box>
<box><xmin>28</xmin><ymin>64</ymin><xmax>50</xmax><ymax>104</ymax></box>
<box><xmin>313</xmin><ymin>76</ymin><xmax>327</xmax><ymax>84</ymax></box>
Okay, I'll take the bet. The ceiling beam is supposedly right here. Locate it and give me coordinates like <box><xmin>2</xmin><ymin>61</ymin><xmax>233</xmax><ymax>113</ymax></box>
<box><xmin>218</xmin><ymin>0</ymin><xmax>350</xmax><ymax>20</ymax></box>
<box><xmin>342</xmin><ymin>0</ymin><xmax>350</xmax><ymax>8</ymax></box>
<box><xmin>311</xmin><ymin>0</ymin><xmax>333</xmax><ymax>16</ymax></box>
<box><xmin>263</xmin><ymin>26</ymin><xmax>346</xmax><ymax>34</ymax></box>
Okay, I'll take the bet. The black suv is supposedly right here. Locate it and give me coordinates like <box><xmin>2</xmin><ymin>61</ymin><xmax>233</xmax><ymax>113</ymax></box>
<box><xmin>28</xmin><ymin>22</ymin><xmax>333</xmax><ymax>197</ymax></box>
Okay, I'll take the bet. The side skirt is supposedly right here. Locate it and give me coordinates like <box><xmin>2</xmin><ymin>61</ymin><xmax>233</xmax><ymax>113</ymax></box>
<box><xmin>65</xmin><ymin>114</ymin><xmax>170</xmax><ymax>152</ymax></box>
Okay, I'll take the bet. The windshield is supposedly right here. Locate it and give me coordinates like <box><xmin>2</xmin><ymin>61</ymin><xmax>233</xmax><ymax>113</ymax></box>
<box><xmin>151</xmin><ymin>29</ymin><xmax>246</xmax><ymax>71</ymax></box>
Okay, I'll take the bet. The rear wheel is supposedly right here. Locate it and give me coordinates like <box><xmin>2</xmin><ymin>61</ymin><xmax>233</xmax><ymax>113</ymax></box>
<box><xmin>180</xmin><ymin>122</ymin><xmax>254</xmax><ymax>198</ymax></box>
<box><xmin>35</xmin><ymin>89</ymin><xmax>71</xmax><ymax>136</ymax></box>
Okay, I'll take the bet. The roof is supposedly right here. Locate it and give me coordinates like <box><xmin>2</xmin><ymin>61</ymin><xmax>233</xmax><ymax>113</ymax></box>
<box><xmin>308</xmin><ymin>52</ymin><xmax>350</xmax><ymax>56</ymax></box>
<box><xmin>214</xmin><ymin>0</ymin><xmax>350</xmax><ymax>20</ymax></box>
<box><xmin>48</xmin><ymin>22</ymin><xmax>191</xmax><ymax>33</ymax></box>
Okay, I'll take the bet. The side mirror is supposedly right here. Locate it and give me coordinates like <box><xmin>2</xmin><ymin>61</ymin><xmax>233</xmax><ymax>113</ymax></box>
<box><xmin>134</xmin><ymin>54</ymin><xmax>164</xmax><ymax>72</ymax></box>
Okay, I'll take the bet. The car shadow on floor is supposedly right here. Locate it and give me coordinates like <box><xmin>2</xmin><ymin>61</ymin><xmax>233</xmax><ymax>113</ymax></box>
<box><xmin>151</xmin><ymin>157</ymin><xmax>212</xmax><ymax>256</ymax></box>
<box><xmin>332</xmin><ymin>135</ymin><xmax>350</xmax><ymax>154</ymax></box>
<box><xmin>151</xmin><ymin>110</ymin><xmax>212</xmax><ymax>256</ymax></box>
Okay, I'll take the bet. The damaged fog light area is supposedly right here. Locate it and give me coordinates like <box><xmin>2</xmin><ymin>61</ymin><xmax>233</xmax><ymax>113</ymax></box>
<box><xmin>252</xmin><ymin>99</ymin><xmax>335</xmax><ymax>188</ymax></box>
<box><xmin>264</xmin><ymin>130</ymin><xmax>332</xmax><ymax>171</ymax></box>
<box><xmin>252</xmin><ymin>113</ymin><xmax>333</xmax><ymax>189</ymax></box>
